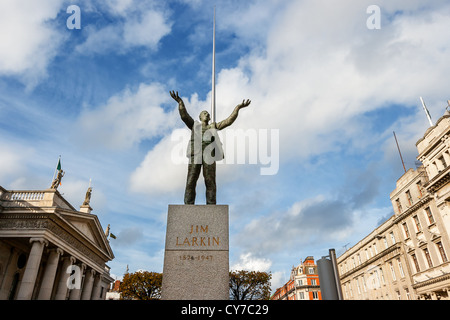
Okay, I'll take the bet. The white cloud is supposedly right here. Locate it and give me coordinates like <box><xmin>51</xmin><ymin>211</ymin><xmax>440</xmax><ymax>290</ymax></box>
<box><xmin>0</xmin><ymin>143</ymin><xmax>29</xmax><ymax>182</ymax></box>
<box><xmin>76</xmin><ymin>1</ymin><xmax>171</xmax><ymax>54</ymax></box>
<box><xmin>76</xmin><ymin>82</ymin><xmax>176</xmax><ymax>149</ymax></box>
<box><xmin>129</xmin><ymin>129</ymin><xmax>188</xmax><ymax>194</ymax></box>
<box><xmin>0</xmin><ymin>0</ymin><xmax>66</xmax><ymax>87</ymax></box>
<box><xmin>212</xmin><ymin>0</ymin><xmax>450</xmax><ymax>165</ymax></box>
<box><xmin>231</xmin><ymin>252</ymin><xmax>272</xmax><ymax>272</ymax></box>
<box><xmin>234</xmin><ymin>182</ymin><xmax>390</xmax><ymax>259</ymax></box>
<box><xmin>123</xmin><ymin>10</ymin><xmax>171</xmax><ymax>48</ymax></box>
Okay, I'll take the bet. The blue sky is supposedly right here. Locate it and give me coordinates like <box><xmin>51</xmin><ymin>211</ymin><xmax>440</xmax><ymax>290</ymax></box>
<box><xmin>1</xmin><ymin>0</ymin><xmax>450</xmax><ymax>291</ymax></box>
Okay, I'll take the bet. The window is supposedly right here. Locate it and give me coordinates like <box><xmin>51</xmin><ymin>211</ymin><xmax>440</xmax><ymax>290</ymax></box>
<box><xmin>312</xmin><ymin>291</ymin><xmax>319</xmax><ymax>300</ymax></box>
<box><xmin>437</xmin><ymin>242</ymin><xmax>448</xmax><ymax>263</ymax></box>
<box><xmin>373</xmin><ymin>243</ymin><xmax>378</xmax><ymax>255</ymax></box>
<box><xmin>402</xmin><ymin>223</ymin><xmax>410</xmax><ymax>239</ymax></box>
<box><xmin>357</xmin><ymin>254</ymin><xmax>361</xmax><ymax>264</ymax></box>
<box><xmin>423</xmin><ymin>248</ymin><xmax>433</xmax><ymax>268</ymax></box>
<box><xmin>406</xmin><ymin>190</ymin><xmax>413</xmax><ymax>206</ymax></box>
<box><xmin>396</xmin><ymin>290</ymin><xmax>401</xmax><ymax>300</ymax></box>
<box><xmin>405</xmin><ymin>288</ymin><xmax>411</xmax><ymax>300</ymax></box>
<box><xmin>417</xmin><ymin>181</ymin><xmax>423</xmax><ymax>198</ymax></box>
<box><xmin>298</xmin><ymin>291</ymin><xmax>304</xmax><ymax>300</ymax></box>
<box><xmin>310</xmin><ymin>279</ymin><xmax>317</xmax><ymax>285</ymax></box>
<box><xmin>383</xmin><ymin>237</ymin><xmax>388</xmax><ymax>249</ymax></box>
<box><xmin>308</xmin><ymin>267</ymin><xmax>314</xmax><ymax>274</ymax></box>
<box><xmin>425</xmin><ymin>207</ymin><xmax>435</xmax><ymax>225</ymax></box>
<box><xmin>380</xmin><ymin>267</ymin><xmax>386</xmax><ymax>284</ymax></box>
<box><xmin>396</xmin><ymin>198</ymin><xmax>402</xmax><ymax>213</ymax></box>
<box><xmin>356</xmin><ymin>277</ymin><xmax>361</xmax><ymax>294</ymax></box>
<box><xmin>397</xmin><ymin>258</ymin><xmax>405</xmax><ymax>278</ymax></box>
<box><xmin>374</xmin><ymin>270</ymin><xmax>380</xmax><ymax>288</ymax></box>
<box><xmin>297</xmin><ymin>279</ymin><xmax>303</xmax><ymax>286</ymax></box>
<box><xmin>411</xmin><ymin>254</ymin><xmax>420</xmax><ymax>273</ymax></box>
<box><xmin>389</xmin><ymin>262</ymin><xmax>396</xmax><ymax>281</ymax></box>
<box><xmin>390</xmin><ymin>232</ymin><xmax>396</xmax><ymax>244</ymax></box>
<box><xmin>413</xmin><ymin>215</ymin><xmax>422</xmax><ymax>232</ymax></box>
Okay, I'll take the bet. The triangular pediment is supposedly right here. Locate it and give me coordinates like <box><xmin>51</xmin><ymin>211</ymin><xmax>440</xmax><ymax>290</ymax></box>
<box><xmin>70</xmin><ymin>219</ymin><xmax>97</xmax><ymax>243</ymax></box>
<box><xmin>55</xmin><ymin>210</ymin><xmax>113</xmax><ymax>259</ymax></box>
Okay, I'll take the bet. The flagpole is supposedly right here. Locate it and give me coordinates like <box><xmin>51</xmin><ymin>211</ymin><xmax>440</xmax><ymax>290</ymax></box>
<box><xmin>211</xmin><ymin>6</ymin><xmax>216</xmax><ymax>123</ymax></box>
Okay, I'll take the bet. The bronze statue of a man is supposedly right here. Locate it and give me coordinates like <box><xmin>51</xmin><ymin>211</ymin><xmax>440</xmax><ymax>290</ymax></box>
<box><xmin>170</xmin><ymin>91</ymin><xmax>250</xmax><ymax>205</ymax></box>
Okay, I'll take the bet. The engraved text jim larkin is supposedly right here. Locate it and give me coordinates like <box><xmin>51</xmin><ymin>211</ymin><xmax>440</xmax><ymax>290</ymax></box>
<box><xmin>175</xmin><ymin>224</ymin><xmax>220</xmax><ymax>247</ymax></box>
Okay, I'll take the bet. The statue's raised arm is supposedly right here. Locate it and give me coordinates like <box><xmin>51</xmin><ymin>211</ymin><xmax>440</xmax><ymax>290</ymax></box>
<box><xmin>215</xmin><ymin>99</ymin><xmax>251</xmax><ymax>130</ymax></box>
<box><xmin>171</xmin><ymin>91</ymin><xmax>194</xmax><ymax>129</ymax></box>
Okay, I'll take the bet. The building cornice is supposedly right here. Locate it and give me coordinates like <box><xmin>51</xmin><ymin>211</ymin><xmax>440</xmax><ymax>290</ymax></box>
<box><xmin>423</xmin><ymin>165</ymin><xmax>450</xmax><ymax>193</ymax></box>
<box><xmin>412</xmin><ymin>273</ymin><xmax>450</xmax><ymax>290</ymax></box>
<box><xmin>416</xmin><ymin>114</ymin><xmax>450</xmax><ymax>155</ymax></box>
<box><xmin>393</xmin><ymin>194</ymin><xmax>432</xmax><ymax>224</ymax></box>
<box><xmin>340</xmin><ymin>243</ymin><xmax>402</xmax><ymax>280</ymax></box>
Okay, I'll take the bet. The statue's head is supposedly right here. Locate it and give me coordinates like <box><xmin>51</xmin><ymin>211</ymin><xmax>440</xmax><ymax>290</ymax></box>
<box><xmin>199</xmin><ymin>110</ymin><xmax>211</xmax><ymax>123</ymax></box>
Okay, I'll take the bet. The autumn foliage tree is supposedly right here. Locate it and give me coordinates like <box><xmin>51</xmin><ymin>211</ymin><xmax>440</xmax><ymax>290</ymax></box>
<box><xmin>229</xmin><ymin>270</ymin><xmax>272</xmax><ymax>300</ymax></box>
<box><xmin>120</xmin><ymin>271</ymin><xmax>162</xmax><ymax>300</ymax></box>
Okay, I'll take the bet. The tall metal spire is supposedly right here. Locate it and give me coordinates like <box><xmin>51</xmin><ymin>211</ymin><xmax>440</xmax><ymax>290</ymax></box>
<box><xmin>420</xmin><ymin>96</ymin><xmax>433</xmax><ymax>127</ymax></box>
<box><xmin>211</xmin><ymin>6</ymin><xmax>216</xmax><ymax>123</ymax></box>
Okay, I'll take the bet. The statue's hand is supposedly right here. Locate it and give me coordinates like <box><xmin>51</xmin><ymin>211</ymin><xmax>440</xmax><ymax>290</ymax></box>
<box><xmin>170</xmin><ymin>91</ymin><xmax>182</xmax><ymax>103</ymax></box>
<box><xmin>237</xmin><ymin>99</ymin><xmax>251</xmax><ymax>109</ymax></box>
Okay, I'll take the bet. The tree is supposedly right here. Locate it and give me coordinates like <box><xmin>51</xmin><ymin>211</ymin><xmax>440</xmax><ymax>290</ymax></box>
<box><xmin>120</xmin><ymin>271</ymin><xmax>162</xmax><ymax>300</ymax></box>
<box><xmin>229</xmin><ymin>270</ymin><xmax>272</xmax><ymax>300</ymax></box>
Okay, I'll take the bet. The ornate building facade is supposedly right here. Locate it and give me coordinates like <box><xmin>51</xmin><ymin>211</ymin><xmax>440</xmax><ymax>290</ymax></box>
<box><xmin>337</xmin><ymin>107</ymin><xmax>450</xmax><ymax>300</ymax></box>
<box><xmin>0</xmin><ymin>186</ymin><xmax>114</xmax><ymax>300</ymax></box>
<box><xmin>271</xmin><ymin>256</ymin><xmax>322</xmax><ymax>300</ymax></box>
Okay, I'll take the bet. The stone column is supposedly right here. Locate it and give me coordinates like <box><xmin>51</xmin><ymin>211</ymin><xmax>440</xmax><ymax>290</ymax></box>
<box><xmin>80</xmin><ymin>268</ymin><xmax>96</xmax><ymax>300</ymax></box>
<box><xmin>69</xmin><ymin>263</ymin><xmax>86</xmax><ymax>300</ymax></box>
<box><xmin>54</xmin><ymin>256</ymin><xmax>76</xmax><ymax>300</ymax></box>
<box><xmin>37</xmin><ymin>248</ymin><xmax>63</xmax><ymax>300</ymax></box>
<box><xmin>91</xmin><ymin>274</ymin><xmax>103</xmax><ymax>300</ymax></box>
<box><xmin>16</xmin><ymin>238</ymin><xmax>48</xmax><ymax>300</ymax></box>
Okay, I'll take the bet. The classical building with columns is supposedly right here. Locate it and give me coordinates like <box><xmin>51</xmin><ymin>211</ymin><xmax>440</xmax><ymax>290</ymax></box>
<box><xmin>0</xmin><ymin>186</ymin><xmax>114</xmax><ymax>300</ymax></box>
<box><xmin>337</xmin><ymin>105</ymin><xmax>450</xmax><ymax>300</ymax></box>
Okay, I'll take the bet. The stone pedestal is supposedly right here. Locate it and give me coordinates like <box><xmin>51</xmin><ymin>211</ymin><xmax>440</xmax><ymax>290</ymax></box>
<box><xmin>161</xmin><ymin>205</ymin><xmax>229</xmax><ymax>300</ymax></box>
